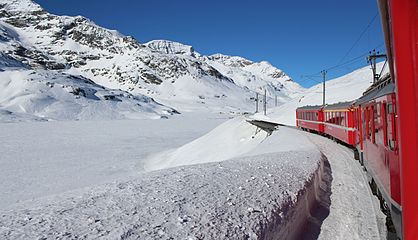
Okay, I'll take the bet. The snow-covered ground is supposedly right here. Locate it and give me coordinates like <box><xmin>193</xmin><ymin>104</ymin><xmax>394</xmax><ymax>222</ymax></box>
<box><xmin>0</xmin><ymin>124</ymin><xmax>326</xmax><ymax>239</ymax></box>
<box><xmin>304</xmin><ymin>132</ymin><xmax>387</xmax><ymax>240</ymax></box>
<box><xmin>0</xmin><ymin>112</ymin><xmax>228</xmax><ymax>209</ymax></box>
<box><xmin>144</xmin><ymin>116</ymin><xmax>269</xmax><ymax>171</ymax></box>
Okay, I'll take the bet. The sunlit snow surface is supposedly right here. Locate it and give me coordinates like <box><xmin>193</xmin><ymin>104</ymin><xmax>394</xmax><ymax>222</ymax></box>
<box><xmin>0</xmin><ymin>117</ymin><xmax>323</xmax><ymax>239</ymax></box>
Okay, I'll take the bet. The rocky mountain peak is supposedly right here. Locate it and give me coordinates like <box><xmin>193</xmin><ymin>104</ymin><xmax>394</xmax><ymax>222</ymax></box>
<box><xmin>207</xmin><ymin>54</ymin><xmax>254</xmax><ymax>68</ymax></box>
<box><xmin>0</xmin><ymin>0</ymin><xmax>43</xmax><ymax>13</ymax></box>
<box><xmin>145</xmin><ymin>40</ymin><xmax>200</xmax><ymax>57</ymax></box>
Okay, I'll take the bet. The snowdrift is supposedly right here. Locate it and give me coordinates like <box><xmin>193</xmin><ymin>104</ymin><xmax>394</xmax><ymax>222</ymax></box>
<box><xmin>144</xmin><ymin>117</ymin><xmax>269</xmax><ymax>171</ymax></box>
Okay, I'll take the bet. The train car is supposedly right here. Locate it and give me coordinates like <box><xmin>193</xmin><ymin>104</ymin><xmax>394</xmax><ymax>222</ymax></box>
<box><xmin>323</xmin><ymin>101</ymin><xmax>356</xmax><ymax>146</ymax></box>
<box><xmin>355</xmin><ymin>74</ymin><xmax>401</xmax><ymax>235</ymax></box>
<box><xmin>378</xmin><ymin>0</ymin><xmax>418</xmax><ymax>238</ymax></box>
<box><xmin>295</xmin><ymin>105</ymin><xmax>324</xmax><ymax>133</ymax></box>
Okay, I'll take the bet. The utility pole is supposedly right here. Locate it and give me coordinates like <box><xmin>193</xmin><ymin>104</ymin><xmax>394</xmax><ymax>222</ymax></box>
<box><xmin>321</xmin><ymin>70</ymin><xmax>327</xmax><ymax>107</ymax></box>
<box><xmin>255</xmin><ymin>92</ymin><xmax>259</xmax><ymax>113</ymax></box>
<box><xmin>367</xmin><ymin>49</ymin><xmax>387</xmax><ymax>83</ymax></box>
<box><xmin>275</xmin><ymin>95</ymin><xmax>277</xmax><ymax>107</ymax></box>
<box><xmin>263</xmin><ymin>89</ymin><xmax>267</xmax><ymax>116</ymax></box>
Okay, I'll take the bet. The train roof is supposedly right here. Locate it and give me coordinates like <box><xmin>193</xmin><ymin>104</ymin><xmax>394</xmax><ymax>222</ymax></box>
<box><xmin>323</xmin><ymin>101</ymin><xmax>355</xmax><ymax>110</ymax></box>
<box><xmin>355</xmin><ymin>74</ymin><xmax>395</xmax><ymax>105</ymax></box>
<box><xmin>296</xmin><ymin>105</ymin><xmax>323</xmax><ymax>111</ymax></box>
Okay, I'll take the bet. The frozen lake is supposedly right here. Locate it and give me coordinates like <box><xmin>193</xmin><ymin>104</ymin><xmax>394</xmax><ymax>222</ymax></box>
<box><xmin>0</xmin><ymin>112</ymin><xmax>228</xmax><ymax>209</ymax></box>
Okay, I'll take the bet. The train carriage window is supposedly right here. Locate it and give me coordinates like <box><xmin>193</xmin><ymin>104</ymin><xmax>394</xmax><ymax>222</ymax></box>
<box><xmin>346</xmin><ymin>112</ymin><xmax>348</xmax><ymax>127</ymax></box>
<box><xmin>366</xmin><ymin>107</ymin><xmax>371</xmax><ymax>139</ymax></box>
<box><xmin>363</xmin><ymin>108</ymin><xmax>368</xmax><ymax>139</ymax></box>
<box><xmin>371</xmin><ymin>105</ymin><xmax>376</xmax><ymax>144</ymax></box>
<box><xmin>387</xmin><ymin>103</ymin><xmax>396</xmax><ymax>150</ymax></box>
<box><xmin>382</xmin><ymin>103</ymin><xmax>388</xmax><ymax>146</ymax></box>
<box><xmin>336</xmin><ymin>112</ymin><xmax>340</xmax><ymax>125</ymax></box>
<box><xmin>341</xmin><ymin>112</ymin><xmax>345</xmax><ymax>127</ymax></box>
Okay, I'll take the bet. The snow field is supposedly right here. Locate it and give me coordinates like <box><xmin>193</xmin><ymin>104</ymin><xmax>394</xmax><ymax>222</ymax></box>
<box><xmin>0</xmin><ymin>113</ymin><xmax>228</xmax><ymax>209</ymax></box>
<box><xmin>0</xmin><ymin>127</ymin><xmax>325</xmax><ymax>239</ymax></box>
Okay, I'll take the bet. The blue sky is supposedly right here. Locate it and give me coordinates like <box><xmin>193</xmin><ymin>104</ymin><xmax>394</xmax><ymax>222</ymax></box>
<box><xmin>34</xmin><ymin>0</ymin><xmax>384</xmax><ymax>87</ymax></box>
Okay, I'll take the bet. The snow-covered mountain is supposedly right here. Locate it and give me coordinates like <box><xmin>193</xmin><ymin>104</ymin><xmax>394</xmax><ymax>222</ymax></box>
<box><xmin>0</xmin><ymin>0</ymin><xmax>304</xmax><ymax>121</ymax></box>
<box><xmin>0</xmin><ymin>15</ymin><xmax>177</xmax><ymax>122</ymax></box>
<box><xmin>203</xmin><ymin>53</ymin><xmax>304</xmax><ymax>99</ymax></box>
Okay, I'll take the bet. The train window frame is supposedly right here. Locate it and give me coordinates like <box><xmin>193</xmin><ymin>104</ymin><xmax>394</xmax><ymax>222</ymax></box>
<box><xmin>366</xmin><ymin>107</ymin><xmax>371</xmax><ymax>139</ymax></box>
<box><xmin>346</xmin><ymin>111</ymin><xmax>349</xmax><ymax>127</ymax></box>
<box><xmin>371</xmin><ymin>105</ymin><xmax>376</xmax><ymax>144</ymax></box>
<box><xmin>387</xmin><ymin>103</ymin><xmax>396</xmax><ymax>150</ymax></box>
<box><xmin>382</xmin><ymin>102</ymin><xmax>388</xmax><ymax>147</ymax></box>
<box><xmin>363</xmin><ymin>108</ymin><xmax>368</xmax><ymax>139</ymax></box>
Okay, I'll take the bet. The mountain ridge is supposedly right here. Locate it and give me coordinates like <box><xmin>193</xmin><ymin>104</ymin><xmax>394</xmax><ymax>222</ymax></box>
<box><xmin>0</xmin><ymin>0</ymin><xmax>305</xmax><ymax>121</ymax></box>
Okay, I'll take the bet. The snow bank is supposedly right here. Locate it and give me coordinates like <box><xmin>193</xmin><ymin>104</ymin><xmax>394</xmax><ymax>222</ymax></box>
<box><xmin>0</xmin><ymin>126</ymin><xmax>325</xmax><ymax>239</ymax></box>
<box><xmin>144</xmin><ymin>116</ymin><xmax>269</xmax><ymax>171</ymax></box>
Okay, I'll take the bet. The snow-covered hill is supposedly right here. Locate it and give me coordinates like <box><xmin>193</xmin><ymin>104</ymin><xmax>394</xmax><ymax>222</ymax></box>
<box><xmin>263</xmin><ymin>62</ymin><xmax>388</xmax><ymax>125</ymax></box>
<box><xmin>0</xmin><ymin>0</ymin><xmax>304</xmax><ymax>119</ymax></box>
<box><xmin>0</xmin><ymin>18</ymin><xmax>176</xmax><ymax>122</ymax></box>
<box><xmin>0</xmin><ymin>69</ymin><xmax>178</xmax><ymax>122</ymax></box>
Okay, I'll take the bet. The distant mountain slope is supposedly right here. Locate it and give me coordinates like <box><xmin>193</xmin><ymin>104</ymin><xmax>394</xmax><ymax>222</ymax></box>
<box><xmin>266</xmin><ymin>62</ymin><xmax>388</xmax><ymax>125</ymax></box>
<box><xmin>0</xmin><ymin>69</ymin><xmax>177</xmax><ymax>122</ymax></box>
<box><xmin>0</xmin><ymin>19</ymin><xmax>176</xmax><ymax>122</ymax></box>
<box><xmin>0</xmin><ymin>0</ymin><xmax>304</xmax><ymax>115</ymax></box>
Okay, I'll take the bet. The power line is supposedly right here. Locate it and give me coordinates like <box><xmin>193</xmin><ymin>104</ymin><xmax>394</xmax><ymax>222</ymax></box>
<box><xmin>304</xmin><ymin>42</ymin><xmax>385</xmax><ymax>78</ymax></box>
<box><xmin>337</xmin><ymin>12</ymin><xmax>379</xmax><ymax>65</ymax></box>
<box><xmin>300</xmin><ymin>75</ymin><xmax>322</xmax><ymax>84</ymax></box>
<box><xmin>327</xmin><ymin>43</ymin><xmax>385</xmax><ymax>72</ymax></box>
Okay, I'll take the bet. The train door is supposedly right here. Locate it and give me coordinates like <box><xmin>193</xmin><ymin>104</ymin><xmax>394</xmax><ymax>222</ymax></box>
<box><xmin>387</xmin><ymin>100</ymin><xmax>401</xmax><ymax>205</ymax></box>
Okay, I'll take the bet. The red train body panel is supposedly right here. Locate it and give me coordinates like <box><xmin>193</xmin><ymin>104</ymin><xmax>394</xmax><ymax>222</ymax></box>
<box><xmin>380</xmin><ymin>0</ymin><xmax>418</xmax><ymax>239</ymax></box>
<box><xmin>356</xmin><ymin>78</ymin><xmax>401</xmax><ymax>213</ymax></box>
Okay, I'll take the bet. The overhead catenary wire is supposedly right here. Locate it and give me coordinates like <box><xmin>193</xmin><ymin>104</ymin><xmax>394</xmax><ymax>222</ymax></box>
<box><xmin>337</xmin><ymin>12</ymin><xmax>379</xmax><ymax>65</ymax></box>
<box><xmin>303</xmin><ymin>42</ymin><xmax>385</xmax><ymax>79</ymax></box>
<box><xmin>301</xmin><ymin>11</ymin><xmax>384</xmax><ymax>83</ymax></box>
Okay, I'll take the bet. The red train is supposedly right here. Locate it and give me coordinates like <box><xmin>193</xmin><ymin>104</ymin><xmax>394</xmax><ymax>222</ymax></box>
<box><xmin>296</xmin><ymin>0</ymin><xmax>417</xmax><ymax>239</ymax></box>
